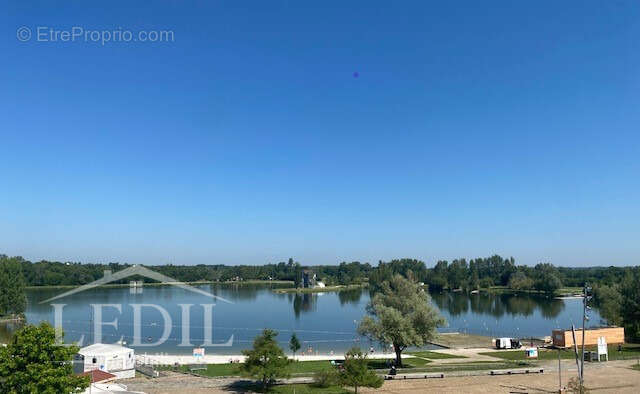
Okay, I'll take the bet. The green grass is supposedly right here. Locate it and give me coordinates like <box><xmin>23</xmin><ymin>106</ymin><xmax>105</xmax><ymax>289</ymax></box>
<box><xmin>480</xmin><ymin>344</ymin><xmax>640</xmax><ymax>362</ymax></box>
<box><xmin>367</xmin><ymin>357</ymin><xmax>431</xmax><ymax>369</ymax></box>
<box><xmin>162</xmin><ymin>363</ymin><xmax>242</xmax><ymax>377</ymax></box>
<box><xmin>407</xmin><ymin>350</ymin><xmax>466</xmax><ymax>359</ymax></box>
<box><xmin>164</xmin><ymin>351</ymin><xmax>539</xmax><ymax>379</ymax></box>
<box><xmin>289</xmin><ymin>361</ymin><xmax>336</xmax><ymax>374</ymax></box>
<box><xmin>392</xmin><ymin>361</ymin><xmax>534</xmax><ymax>374</ymax></box>
<box><xmin>238</xmin><ymin>384</ymin><xmax>349</xmax><ymax>393</ymax></box>
<box><xmin>632</xmin><ymin>364</ymin><xmax>640</xmax><ymax>371</ymax></box>
<box><xmin>272</xmin><ymin>385</ymin><xmax>349</xmax><ymax>394</ymax></box>
<box><xmin>480</xmin><ymin>349</ymin><xmax>576</xmax><ymax>361</ymax></box>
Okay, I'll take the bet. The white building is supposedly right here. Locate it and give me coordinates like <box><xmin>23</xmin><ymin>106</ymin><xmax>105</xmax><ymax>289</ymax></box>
<box><xmin>73</xmin><ymin>343</ymin><xmax>136</xmax><ymax>379</ymax></box>
<box><xmin>80</xmin><ymin>383</ymin><xmax>145</xmax><ymax>394</ymax></box>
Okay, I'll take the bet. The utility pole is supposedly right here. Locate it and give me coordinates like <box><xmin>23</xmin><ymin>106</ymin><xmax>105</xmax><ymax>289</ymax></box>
<box><xmin>580</xmin><ymin>285</ymin><xmax>587</xmax><ymax>386</ymax></box>
<box><xmin>571</xmin><ymin>325</ymin><xmax>581</xmax><ymax>379</ymax></box>
<box><xmin>558</xmin><ymin>348</ymin><xmax>562</xmax><ymax>393</ymax></box>
<box><xmin>579</xmin><ymin>284</ymin><xmax>592</xmax><ymax>386</ymax></box>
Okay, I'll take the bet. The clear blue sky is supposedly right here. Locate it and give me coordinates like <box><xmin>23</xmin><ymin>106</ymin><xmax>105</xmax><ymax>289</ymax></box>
<box><xmin>1</xmin><ymin>1</ymin><xmax>638</xmax><ymax>267</ymax></box>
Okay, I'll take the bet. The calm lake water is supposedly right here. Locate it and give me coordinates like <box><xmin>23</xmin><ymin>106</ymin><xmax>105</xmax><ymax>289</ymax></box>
<box><xmin>2</xmin><ymin>284</ymin><xmax>602</xmax><ymax>354</ymax></box>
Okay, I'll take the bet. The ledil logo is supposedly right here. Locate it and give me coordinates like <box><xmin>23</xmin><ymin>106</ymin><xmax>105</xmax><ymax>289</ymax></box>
<box><xmin>43</xmin><ymin>265</ymin><xmax>233</xmax><ymax>348</ymax></box>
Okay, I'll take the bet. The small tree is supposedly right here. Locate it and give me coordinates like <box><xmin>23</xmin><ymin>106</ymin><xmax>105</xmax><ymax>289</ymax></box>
<box><xmin>567</xmin><ymin>377</ymin><xmax>590</xmax><ymax>393</ymax></box>
<box><xmin>0</xmin><ymin>322</ymin><xmax>89</xmax><ymax>393</ymax></box>
<box><xmin>312</xmin><ymin>368</ymin><xmax>340</xmax><ymax>388</ymax></box>
<box><xmin>289</xmin><ymin>333</ymin><xmax>301</xmax><ymax>359</ymax></box>
<box><xmin>338</xmin><ymin>347</ymin><xmax>383</xmax><ymax>394</ymax></box>
<box><xmin>241</xmin><ymin>329</ymin><xmax>290</xmax><ymax>391</ymax></box>
<box><xmin>358</xmin><ymin>274</ymin><xmax>445</xmax><ymax>367</ymax></box>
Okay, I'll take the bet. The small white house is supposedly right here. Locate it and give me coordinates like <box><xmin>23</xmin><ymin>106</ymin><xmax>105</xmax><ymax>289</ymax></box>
<box><xmin>73</xmin><ymin>343</ymin><xmax>135</xmax><ymax>379</ymax></box>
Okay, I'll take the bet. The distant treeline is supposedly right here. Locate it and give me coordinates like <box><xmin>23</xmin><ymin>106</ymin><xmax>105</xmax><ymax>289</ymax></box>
<box><xmin>2</xmin><ymin>253</ymin><xmax>634</xmax><ymax>294</ymax></box>
<box><xmin>1</xmin><ymin>255</ymin><xmax>372</xmax><ymax>288</ymax></box>
<box><xmin>370</xmin><ymin>256</ymin><xmax>634</xmax><ymax>295</ymax></box>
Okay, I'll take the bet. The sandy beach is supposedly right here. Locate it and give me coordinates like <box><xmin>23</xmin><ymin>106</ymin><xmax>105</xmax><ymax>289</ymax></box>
<box><xmin>136</xmin><ymin>351</ymin><xmax>408</xmax><ymax>366</ymax></box>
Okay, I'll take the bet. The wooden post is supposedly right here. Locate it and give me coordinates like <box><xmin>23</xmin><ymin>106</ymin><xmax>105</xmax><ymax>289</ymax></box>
<box><xmin>558</xmin><ymin>348</ymin><xmax>562</xmax><ymax>393</ymax></box>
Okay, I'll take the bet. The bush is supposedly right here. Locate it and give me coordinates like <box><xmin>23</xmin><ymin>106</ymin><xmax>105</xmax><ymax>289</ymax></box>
<box><xmin>480</xmin><ymin>277</ymin><xmax>494</xmax><ymax>288</ymax></box>
<box><xmin>312</xmin><ymin>369</ymin><xmax>340</xmax><ymax>388</ymax></box>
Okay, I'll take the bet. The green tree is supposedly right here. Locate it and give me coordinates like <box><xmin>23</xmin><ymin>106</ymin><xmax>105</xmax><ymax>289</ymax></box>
<box><xmin>620</xmin><ymin>269</ymin><xmax>640</xmax><ymax>340</ymax></box>
<box><xmin>289</xmin><ymin>333</ymin><xmax>301</xmax><ymax>359</ymax></box>
<box><xmin>508</xmin><ymin>271</ymin><xmax>534</xmax><ymax>291</ymax></box>
<box><xmin>312</xmin><ymin>368</ymin><xmax>340</xmax><ymax>388</ymax></box>
<box><xmin>293</xmin><ymin>262</ymin><xmax>303</xmax><ymax>288</ymax></box>
<box><xmin>358</xmin><ymin>274</ymin><xmax>445</xmax><ymax>367</ymax></box>
<box><xmin>0</xmin><ymin>256</ymin><xmax>27</xmax><ymax>317</ymax></box>
<box><xmin>593</xmin><ymin>284</ymin><xmax>623</xmax><ymax>326</ymax></box>
<box><xmin>241</xmin><ymin>329</ymin><xmax>290</xmax><ymax>390</ymax></box>
<box><xmin>0</xmin><ymin>322</ymin><xmax>89</xmax><ymax>394</ymax></box>
<box><xmin>338</xmin><ymin>347</ymin><xmax>383</xmax><ymax>394</ymax></box>
<box><xmin>533</xmin><ymin>263</ymin><xmax>562</xmax><ymax>294</ymax></box>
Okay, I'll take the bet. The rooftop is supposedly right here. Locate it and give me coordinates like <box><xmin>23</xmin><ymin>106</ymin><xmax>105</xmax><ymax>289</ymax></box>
<box><xmin>79</xmin><ymin>343</ymin><xmax>132</xmax><ymax>355</ymax></box>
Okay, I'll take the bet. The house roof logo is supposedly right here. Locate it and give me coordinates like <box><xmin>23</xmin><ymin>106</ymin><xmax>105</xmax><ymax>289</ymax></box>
<box><xmin>41</xmin><ymin>265</ymin><xmax>232</xmax><ymax>304</ymax></box>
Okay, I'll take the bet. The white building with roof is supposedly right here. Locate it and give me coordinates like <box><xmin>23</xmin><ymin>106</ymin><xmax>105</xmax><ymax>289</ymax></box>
<box><xmin>73</xmin><ymin>343</ymin><xmax>135</xmax><ymax>379</ymax></box>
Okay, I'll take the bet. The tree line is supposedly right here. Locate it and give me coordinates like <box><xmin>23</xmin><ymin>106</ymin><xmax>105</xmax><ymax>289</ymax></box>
<box><xmin>4</xmin><ymin>253</ymin><xmax>636</xmax><ymax>296</ymax></box>
<box><xmin>5</xmin><ymin>255</ymin><xmax>373</xmax><ymax>288</ymax></box>
<box><xmin>370</xmin><ymin>256</ymin><xmax>635</xmax><ymax>295</ymax></box>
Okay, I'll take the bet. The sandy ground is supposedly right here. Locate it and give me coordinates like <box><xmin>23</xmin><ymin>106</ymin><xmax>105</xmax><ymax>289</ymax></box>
<box><xmin>125</xmin><ymin>360</ymin><xmax>640</xmax><ymax>393</ymax></box>
<box><xmin>360</xmin><ymin>360</ymin><xmax>640</xmax><ymax>393</ymax></box>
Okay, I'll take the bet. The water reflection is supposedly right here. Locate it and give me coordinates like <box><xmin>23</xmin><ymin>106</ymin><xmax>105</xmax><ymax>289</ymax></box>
<box><xmin>291</xmin><ymin>293</ymin><xmax>316</xmax><ymax>317</ymax></box>
<box><xmin>338</xmin><ymin>289</ymin><xmax>362</xmax><ymax>305</ymax></box>
<box><xmin>1</xmin><ymin>286</ymin><xmax>598</xmax><ymax>353</ymax></box>
<box><xmin>431</xmin><ymin>292</ymin><xmax>565</xmax><ymax>319</ymax></box>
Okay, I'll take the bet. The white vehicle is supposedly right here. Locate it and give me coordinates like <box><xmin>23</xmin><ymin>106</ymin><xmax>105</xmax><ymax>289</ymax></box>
<box><xmin>494</xmin><ymin>337</ymin><xmax>521</xmax><ymax>349</ymax></box>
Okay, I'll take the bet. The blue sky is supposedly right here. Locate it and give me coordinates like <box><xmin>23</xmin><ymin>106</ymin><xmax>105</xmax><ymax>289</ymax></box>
<box><xmin>1</xmin><ymin>1</ymin><xmax>638</xmax><ymax>267</ymax></box>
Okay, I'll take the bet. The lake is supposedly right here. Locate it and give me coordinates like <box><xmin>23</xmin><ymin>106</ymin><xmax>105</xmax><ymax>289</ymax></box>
<box><xmin>2</xmin><ymin>284</ymin><xmax>602</xmax><ymax>355</ymax></box>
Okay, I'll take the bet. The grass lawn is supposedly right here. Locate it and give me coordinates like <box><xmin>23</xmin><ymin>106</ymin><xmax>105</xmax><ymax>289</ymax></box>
<box><xmin>164</xmin><ymin>350</ymin><xmax>540</xmax><ymax>379</ymax></box>
<box><xmin>367</xmin><ymin>357</ymin><xmax>431</xmax><ymax>369</ymax></box>
<box><xmin>407</xmin><ymin>350</ymin><xmax>466</xmax><ymax>359</ymax></box>
<box><xmin>164</xmin><ymin>363</ymin><xmax>242</xmax><ymax>377</ymax></box>
<box><xmin>480</xmin><ymin>344</ymin><xmax>640</xmax><ymax>362</ymax></box>
<box><xmin>393</xmin><ymin>361</ymin><xmax>534</xmax><ymax>374</ymax></box>
<box><xmin>271</xmin><ymin>384</ymin><xmax>349</xmax><ymax>394</ymax></box>
<box><xmin>632</xmin><ymin>364</ymin><xmax>640</xmax><ymax>371</ymax></box>
<box><xmin>290</xmin><ymin>361</ymin><xmax>336</xmax><ymax>374</ymax></box>
<box><xmin>238</xmin><ymin>384</ymin><xmax>349</xmax><ymax>393</ymax></box>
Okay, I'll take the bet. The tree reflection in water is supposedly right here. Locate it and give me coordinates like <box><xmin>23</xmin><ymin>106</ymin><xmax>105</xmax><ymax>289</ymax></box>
<box><xmin>430</xmin><ymin>291</ymin><xmax>564</xmax><ymax>319</ymax></box>
<box><xmin>338</xmin><ymin>288</ymin><xmax>362</xmax><ymax>305</ymax></box>
<box><xmin>291</xmin><ymin>293</ymin><xmax>316</xmax><ymax>318</ymax></box>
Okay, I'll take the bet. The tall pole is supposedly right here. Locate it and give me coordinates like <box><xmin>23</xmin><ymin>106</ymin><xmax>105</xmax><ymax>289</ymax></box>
<box><xmin>571</xmin><ymin>325</ymin><xmax>581</xmax><ymax>379</ymax></box>
<box><xmin>580</xmin><ymin>285</ymin><xmax>587</xmax><ymax>385</ymax></box>
<box><xmin>558</xmin><ymin>348</ymin><xmax>562</xmax><ymax>393</ymax></box>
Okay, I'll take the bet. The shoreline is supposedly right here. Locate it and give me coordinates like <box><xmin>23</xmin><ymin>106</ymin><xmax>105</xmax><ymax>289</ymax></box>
<box><xmin>137</xmin><ymin>351</ymin><xmax>409</xmax><ymax>366</ymax></box>
<box><xmin>25</xmin><ymin>279</ymin><xmax>293</xmax><ymax>290</ymax></box>
<box><xmin>273</xmin><ymin>284</ymin><xmax>366</xmax><ymax>294</ymax></box>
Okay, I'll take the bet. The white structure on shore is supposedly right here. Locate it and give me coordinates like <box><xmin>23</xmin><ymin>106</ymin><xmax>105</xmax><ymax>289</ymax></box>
<box><xmin>73</xmin><ymin>343</ymin><xmax>136</xmax><ymax>379</ymax></box>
